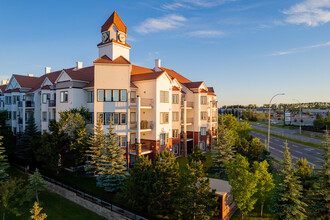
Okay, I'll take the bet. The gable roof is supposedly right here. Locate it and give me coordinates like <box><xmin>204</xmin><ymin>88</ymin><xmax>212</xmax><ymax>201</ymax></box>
<box><xmin>13</xmin><ymin>74</ymin><xmax>41</xmax><ymax>89</ymax></box>
<box><xmin>0</xmin><ymin>85</ymin><xmax>7</xmax><ymax>92</ymax></box>
<box><xmin>182</xmin><ymin>81</ymin><xmax>204</xmax><ymax>89</ymax></box>
<box><xmin>101</xmin><ymin>11</ymin><xmax>127</xmax><ymax>33</ymax></box>
<box><xmin>160</xmin><ymin>67</ymin><xmax>191</xmax><ymax>83</ymax></box>
<box><xmin>64</xmin><ymin>66</ymin><xmax>94</xmax><ymax>82</ymax></box>
<box><xmin>131</xmin><ymin>72</ymin><xmax>164</xmax><ymax>82</ymax></box>
<box><xmin>94</xmin><ymin>55</ymin><xmax>131</xmax><ymax>64</ymax></box>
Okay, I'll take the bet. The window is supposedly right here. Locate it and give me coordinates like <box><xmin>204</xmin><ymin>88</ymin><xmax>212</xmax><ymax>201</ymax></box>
<box><xmin>87</xmin><ymin>112</ymin><xmax>94</xmax><ymax>124</ymax></box>
<box><xmin>172</xmin><ymin>112</ymin><xmax>179</xmax><ymax>122</ymax></box>
<box><xmin>172</xmin><ymin>129</ymin><xmax>179</xmax><ymax>138</ymax></box>
<box><xmin>173</xmin><ymin>144</ymin><xmax>178</xmax><ymax>154</ymax></box>
<box><xmin>201</xmin><ymin>127</ymin><xmax>206</xmax><ymax>135</ymax></box>
<box><xmin>130</xmin><ymin>133</ymin><xmax>136</xmax><ymax>144</ymax></box>
<box><xmin>113</xmin><ymin>113</ymin><xmax>119</xmax><ymax>124</ymax></box>
<box><xmin>60</xmin><ymin>91</ymin><xmax>68</xmax><ymax>103</ymax></box>
<box><xmin>130</xmin><ymin>91</ymin><xmax>137</xmax><ymax>103</ymax></box>
<box><xmin>113</xmin><ymin>90</ymin><xmax>120</xmax><ymax>102</ymax></box>
<box><xmin>201</xmin><ymin>111</ymin><xmax>207</xmax><ymax>120</ymax></box>
<box><xmin>201</xmin><ymin>96</ymin><xmax>207</xmax><ymax>105</ymax></box>
<box><xmin>121</xmin><ymin>90</ymin><xmax>127</xmax><ymax>102</ymax></box>
<box><xmin>160</xmin><ymin>112</ymin><xmax>169</xmax><ymax>124</ymax></box>
<box><xmin>97</xmin><ymin>90</ymin><xmax>104</xmax><ymax>102</ymax></box>
<box><xmin>105</xmin><ymin>90</ymin><xmax>112</xmax><ymax>102</ymax></box>
<box><xmin>160</xmin><ymin>91</ymin><xmax>169</xmax><ymax>103</ymax></box>
<box><xmin>42</xmin><ymin>112</ymin><xmax>47</xmax><ymax>122</ymax></box>
<box><xmin>42</xmin><ymin>93</ymin><xmax>49</xmax><ymax>104</ymax></box>
<box><xmin>7</xmin><ymin>111</ymin><xmax>11</xmax><ymax>120</ymax></box>
<box><xmin>120</xmin><ymin>136</ymin><xmax>127</xmax><ymax>147</ymax></box>
<box><xmin>160</xmin><ymin>133</ymin><xmax>169</xmax><ymax>145</ymax></box>
<box><xmin>120</xmin><ymin>113</ymin><xmax>127</xmax><ymax>124</ymax></box>
<box><xmin>87</xmin><ymin>91</ymin><xmax>94</xmax><ymax>103</ymax></box>
<box><xmin>104</xmin><ymin>112</ymin><xmax>112</xmax><ymax>125</ymax></box>
<box><xmin>5</xmin><ymin>96</ymin><xmax>11</xmax><ymax>105</ymax></box>
<box><xmin>200</xmin><ymin>142</ymin><xmax>205</xmax><ymax>151</ymax></box>
<box><xmin>13</xmin><ymin>111</ymin><xmax>17</xmax><ymax>120</ymax></box>
<box><xmin>13</xmin><ymin>96</ymin><xmax>19</xmax><ymax>105</ymax></box>
<box><xmin>172</xmin><ymin>94</ymin><xmax>179</xmax><ymax>104</ymax></box>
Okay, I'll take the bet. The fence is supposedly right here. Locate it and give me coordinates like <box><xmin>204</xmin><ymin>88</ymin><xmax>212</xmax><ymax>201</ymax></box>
<box><xmin>13</xmin><ymin>164</ymin><xmax>148</xmax><ymax>220</ymax></box>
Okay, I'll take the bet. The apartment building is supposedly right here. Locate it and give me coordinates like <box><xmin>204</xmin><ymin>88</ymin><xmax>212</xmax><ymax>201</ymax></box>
<box><xmin>0</xmin><ymin>11</ymin><xmax>218</xmax><ymax>166</ymax></box>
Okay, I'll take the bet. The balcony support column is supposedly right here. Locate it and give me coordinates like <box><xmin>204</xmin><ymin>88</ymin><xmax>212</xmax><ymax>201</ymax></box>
<box><xmin>183</xmin><ymin>100</ymin><xmax>187</xmax><ymax>157</ymax></box>
<box><xmin>22</xmin><ymin>101</ymin><xmax>26</xmax><ymax>132</ymax></box>
<box><xmin>136</xmin><ymin>96</ymin><xmax>141</xmax><ymax>157</ymax></box>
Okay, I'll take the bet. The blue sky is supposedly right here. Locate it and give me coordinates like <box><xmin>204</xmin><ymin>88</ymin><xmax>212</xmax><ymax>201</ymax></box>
<box><xmin>0</xmin><ymin>0</ymin><xmax>329</xmax><ymax>106</ymax></box>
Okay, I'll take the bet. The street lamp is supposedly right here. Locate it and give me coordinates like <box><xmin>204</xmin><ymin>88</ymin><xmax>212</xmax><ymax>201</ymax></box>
<box><xmin>293</xmin><ymin>99</ymin><xmax>302</xmax><ymax>134</ymax></box>
<box><xmin>268</xmin><ymin>93</ymin><xmax>285</xmax><ymax>146</ymax></box>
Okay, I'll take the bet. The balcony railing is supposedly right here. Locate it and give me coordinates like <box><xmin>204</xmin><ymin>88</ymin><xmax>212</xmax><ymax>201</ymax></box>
<box><xmin>49</xmin><ymin>100</ymin><xmax>56</xmax><ymax>107</ymax></box>
<box><xmin>187</xmin><ymin>101</ymin><xmax>194</xmax><ymax>108</ymax></box>
<box><xmin>130</xmin><ymin>97</ymin><xmax>137</xmax><ymax>104</ymax></box>
<box><xmin>130</xmin><ymin>143</ymin><xmax>153</xmax><ymax>154</ymax></box>
<box><xmin>130</xmin><ymin>122</ymin><xmax>137</xmax><ymax>130</ymax></box>
<box><xmin>17</xmin><ymin>101</ymin><xmax>34</xmax><ymax>108</ymax></box>
<box><xmin>141</xmin><ymin>98</ymin><xmax>153</xmax><ymax>106</ymax></box>
<box><xmin>141</xmin><ymin>120</ymin><xmax>153</xmax><ymax>130</ymax></box>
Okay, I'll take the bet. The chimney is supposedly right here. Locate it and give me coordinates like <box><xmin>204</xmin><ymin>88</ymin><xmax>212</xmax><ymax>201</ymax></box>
<box><xmin>28</xmin><ymin>74</ymin><xmax>34</xmax><ymax>77</ymax></box>
<box><xmin>45</xmin><ymin>67</ymin><xmax>51</xmax><ymax>74</ymax></box>
<box><xmin>1</xmin><ymin>80</ymin><xmax>7</xmax><ymax>85</ymax></box>
<box><xmin>154</xmin><ymin>59</ymin><xmax>161</xmax><ymax>72</ymax></box>
<box><xmin>76</xmin><ymin>61</ymin><xmax>83</xmax><ymax>70</ymax></box>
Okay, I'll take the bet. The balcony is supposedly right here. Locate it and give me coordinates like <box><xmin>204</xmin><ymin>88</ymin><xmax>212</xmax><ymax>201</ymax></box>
<box><xmin>181</xmin><ymin>101</ymin><xmax>194</xmax><ymax>109</ymax></box>
<box><xmin>212</xmin><ymin>102</ymin><xmax>217</xmax><ymax>108</ymax></box>
<box><xmin>141</xmin><ymin>120</ymin><xmax>153</xmax><ymax>131</ymax></box>
<box><xmin>130</xmin><ymin>97</ymin><xmax>137</xmax><ymax>105</ymax></box>
<box><xmin>17</xmin><ymin>101</ymin><xmax>34</xmax><ymax>108</ymax></box>
<box><xmin>208</xmin><ymin>117</ymin><xmax>218</xmax><ymax>122</ymax></box>
<box><xmin>48</xmin><ymin>100</ymin><xmax>56</xmax><ymax>107</ymax></box>
<box><xmin>181</xmin><ymin>117</ymin><xmax>193</xmax><ymax>125</ymax></box>
<box><xmin>130</xmin><ymin>122</ymin><xmax>137</xmax><ymax>130</ymax></box>
<box><xmin>129</xmin><ymin>143</ymin><xmax>153</xmax><ymax>155</ymax></box>
<box><xmin>141</xmin><ymin>98</ymin><xmax>153</xmax><ymax>108</ymax></box>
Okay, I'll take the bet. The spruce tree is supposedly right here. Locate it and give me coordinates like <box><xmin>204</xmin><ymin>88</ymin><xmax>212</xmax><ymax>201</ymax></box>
<box><xmin>252</xmin><ymin>160</ymin><xmax>274</xmax><ymax>217</ymax></box>
<box><xmin>0</xmin><ymin>135</ymin><xmax>9</xmax><ymax>182</ymax></box>
<box><xmin>271</xmin><ymin>142</ymin><xmax>306</xmax><ymax>219</ymax></box>
<box><xmin>212</xmin><ymin>116</ymin><xmax>234</xmax><ymax>177</ymax></box>
<box><xmin>96</xmin><ymin>121</ymin><xmax>126</xmax><ymax>192</ymax></box>
<box><xmin>226</xmin><ymin>154</ymin><xmax>258</xmax><ymax>220</ymax></box>
<box><xmin>28</xmin><ymin>168</ymin><xmax>47</xmax><ymax>204</ymax></box>
<box><xmin>85</xmin><ymin>116</ymin><xmax>105</xmax><ymax>175</ymax></box>
<box><xmin>308</xmin><ymin>132</ymin><xmax>330</xmax><ymax>219</ymax></box>
<box><xmin>179</xmin><ymin>160</ymin><xmax>218</xmax><ymax>219</ymax></box>
<box><xmin>149</xmin><ymin>151</ymin><xmax>180</xmax><ymax>219</ymax></box>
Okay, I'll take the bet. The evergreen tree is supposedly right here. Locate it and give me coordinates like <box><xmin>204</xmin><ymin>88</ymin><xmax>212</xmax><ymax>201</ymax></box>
<box><xmin>0</xmin><ymin>178</ymin><xmax>29</xmax><ymax>220</ymax></box>
<box><xmin>252</xmin><ymin>160</ymin><xmax>274</xmax><ymax>217</ymax></box>
<box><xmin>212</xmin><ymin>116</ymin><xmax>235</xmax><ymax>177</ymax></box>
<box><xmin>226</xmin><ymin>154</ymin><xmax>258</xmax><ymax>220</ymax></box>
<box><xmin>271</xmin><ymin>143</ymin><xmax>306</xmax><ymax>219</ymax></box>
<box><xmin>148</xmin><ymin>151</ymin><xmax>180</xmax><ymax>219</ymax></box>
<box><xmin>28</xmin><ymin>169</ymin><xmax>47</xmax><ymax>204</ymax></box>
<box><xmin>120</xmin><ymin>156</ymin><xmax>152</xmax><ymax>212</ymax></box>
<box><xmin>96</xmin><ymin>121</ymin><xmax>126</xmax><ymax>192</ymax></box>
<box><xmin>0</xmin><ymin>135</ymin><xmax>9</xmax><ymax>182</ymax></box>
<box><xmin>308</xmin><ymin>132</ymin><xmax>330</xmax><ymax>219</ymax></box>
<box><xmin>295</xmin><ymin>158</ymin><xmax>314</xmax><ymax>197</ymax></box>
<box><xmin>85</xmin><ymin>116</ymin><xmax>105</xmax><ymax>175</ymax></box>
<box><xmin>179</xmin><ymin>160</ymin><xmax>218</xmax><ymax>219</ymax></box>
<box><xmin>188</xmin><ymin>146</ymin><xmax>206</xmax><ymax>164</ymax></box>
<box><xmin>30</xmin><ymin>202</ymin><xmax>47</xmax><ymax>220</ymax></box>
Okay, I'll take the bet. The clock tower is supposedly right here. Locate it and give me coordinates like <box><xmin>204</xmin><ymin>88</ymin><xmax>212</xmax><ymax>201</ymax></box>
<box><xmin>97</xmin><ymin>11</ymin><xmax>131</xmax><ymax>61</ymax></box>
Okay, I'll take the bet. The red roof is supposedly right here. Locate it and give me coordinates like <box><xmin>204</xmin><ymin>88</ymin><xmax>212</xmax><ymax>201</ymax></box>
<box><xmin>0</xmin><ymin>85</ymin><xmax>7</xmax><ymax>92</ymax></box>
<box><xmin>172</xmin><ymin>86</ymin><xmax>180</xmax><ymax>91</ymax></box>
<box><xmin>101</xmin><ymin>11</ymin><xmax>127</xmax><ymax>33</ymax></box>
<box><xmin>84</xmin><ymin>81</ymin><xmax>94</xmax><ymax>88</ymax></box>
<box><xmin>130</xmin><ymin>82</ymin><xmax>138</xmax><ymax>88</ymax></box>
<box><xmin>41</xmin><ymin>85</ymin><xmax>50</xmax><ymax>90</ymax></box>
<box><xmin>200</xmin><ymin>89</ymin><xmax>208</xmax><ymax>93</ymax></box>
<box><xmin>64</xmin><ymin>66</ymin><xmax>94</xmax><ymax>82</ymax></box>
<box><xmin>131</xmin><ymin>72</ymin><xmax>164</xmax><ymax>81</ymax></box>
<box><xmin>97</xmin><ymin>39</ymin><xmax>131</xmax><ymax>48</ymax></box>
<box><xmin>208</xmin><ymin>87</ymin><xmax>214</xmax><ymax>93</ymax></box>
<box><xmin>94</xmin><ymin>55</ymin><xmax>131</xmax><ymax>64</ymax></box>
<box><xmin>13</xmin><ymin>74</ymin><xmax>40</xmax><ymax>89</ymax></box>
<box><xmin>160</xmin><ymin>67</ymin><xmax>191</xmax><ymax>83</ymax></box>
<box><xmin>182</xmin><ymin>81</ymin><xmax>204</xmax><ymax>89</ymax></box>
<box><xmin>4</xmin><ymin>88</ymin><xmax>20</xmax><ymax>93</ymax></box>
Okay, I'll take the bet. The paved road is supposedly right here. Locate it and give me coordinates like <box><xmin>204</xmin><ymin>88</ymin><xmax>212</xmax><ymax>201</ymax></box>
<box><xmin>251</xmin><ymin>131</ymin><xmax>324</xmax><ymax>169</ymax></box>
<box><xmin>251</xmin><ymin>124</ymin><xmax>323</xmax><ymax>145</ymax></box>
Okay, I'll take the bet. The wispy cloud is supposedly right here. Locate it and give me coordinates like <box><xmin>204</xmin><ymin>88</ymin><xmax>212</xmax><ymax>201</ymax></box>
<box><xmin>134</xmin><ymin>14</ymin><xmax>187</xmax><ymax>34</ymax></box>
<box><xmin>270</xmin><ymin>41</ymin><xmax>330</xmax><ymax>56</ymax></box>
<box><xmin>162</xmin><ymin>0</ymin><xmax>237</xmax><ymax>10</ymax></box>
<box><xmin>283</xmin><ymin>0</ymin><xmax>330</xmax><ymax>26</ymax></box>
<box><xmin>187</xmin><ymin>30</ymin><xmax>225</xmax><ymax>38</ymax></box>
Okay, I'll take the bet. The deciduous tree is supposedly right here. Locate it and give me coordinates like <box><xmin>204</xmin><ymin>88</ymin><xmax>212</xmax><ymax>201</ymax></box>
<box><xmin>0</xmin><ymin>136</ymin><xmax>9</xmax><ymax>183</ymax></box>
<box><xmin>30</xmin><ymin>201</ymin><xmax>47</xmax><ymax>220</ymax></box>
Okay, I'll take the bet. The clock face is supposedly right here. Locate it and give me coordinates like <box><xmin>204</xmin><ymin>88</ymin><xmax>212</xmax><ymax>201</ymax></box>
<box><xmin>102</xmin><ymin>32</ymin><xmax>109</xmax><ymax>43</ymax></box>
<box><xmin>118</xmin><ymin>33</ymin><xmax>126</xmax><ymax>42</ymax></box>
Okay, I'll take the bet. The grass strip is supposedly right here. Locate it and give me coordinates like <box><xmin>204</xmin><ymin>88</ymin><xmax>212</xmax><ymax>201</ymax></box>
<box><xmin>251</xmin><ymin>128</ymin><xmax>323</xmax><ymax>149</ymax></box>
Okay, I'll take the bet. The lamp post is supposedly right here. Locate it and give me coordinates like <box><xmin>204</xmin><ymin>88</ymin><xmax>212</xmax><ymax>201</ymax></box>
<box><xmin>268</xmin><ymin>93</ymin><xmax>285</xmax><ymax>146</ymax></box>
<box><xmin>293</xmin><ymin>99</ymin><xmax>302</xmax><ymax>134</ymax></box>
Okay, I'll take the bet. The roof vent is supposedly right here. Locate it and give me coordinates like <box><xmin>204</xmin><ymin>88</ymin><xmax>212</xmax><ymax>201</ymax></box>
<box><xmin>1</xmin><ymin>80</ymin><xmax>7</xmax><ymax>85</ymax></box>
<box><xmin>76</xmin><ymin>61</ymin><xmax>83</xmax><ymax>70</ymax></box>
<box><xmin>154</xmin><ymin>59</ymin><xmax>161</xmax><ymax>72</ymax></box>
<box><xmin>45</xmin><ymin>67</ymin><xmax>51</xmax><ymax>74</ymax></box>
<box><xmin>28</xmin><ymin>74</ymin><xmax>34</xmax><ymax>77</ymax></box>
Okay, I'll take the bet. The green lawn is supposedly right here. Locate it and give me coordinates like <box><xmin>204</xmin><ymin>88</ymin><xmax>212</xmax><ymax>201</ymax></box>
<box><xmin>175</xmin><ymin>152</ymin><xmax>213</xmax><ymax>174</ymax></box>
<box><xmin>230</xmin><ymin>200</ymin><xmax>275</xmax><ymax>220</ymax></box>
<box><xmin>2</xmin><ymin>167</ymin><xmax>106</xmax><ymax>220</ymax></box>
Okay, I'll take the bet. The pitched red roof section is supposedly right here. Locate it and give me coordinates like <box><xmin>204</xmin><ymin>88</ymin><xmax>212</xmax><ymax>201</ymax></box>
<box><xmin>97</xmin><ymin>39</ymin><xmax>131</xmax><ymax>48</ymax></box>
<box><xmin>101</xmin><ymin>11</ymin><xmax>127</xmax><ymax>33</ymax></box>
<box><xmin>131</xmin><ymin>65</ymin><xmax>154</xmax><ymax>75</ymax></box>
<box><xmin>200</xmin><ymin>89</ymin><xmax>208</xmax><ymax>93</ymax></box>
<box><xmin>13</xmin><ymin>74</ymin><xmax>40</xmax><ymax>89</ymax></box>
<box><xmin>94</xmin><ymin>55</ymin><xmax>131</xmax><ymax>64</ymax></box>
<box><xmin>41</xmin><ymin>85</ymin><xmax>50</xmax><ymax>90</ymax></box>
<box><xmin>64</xmin><ymin>66</ymin><xmax>94</xmax><ymax>82</ymax></box>
<box><xmin>131</xmin><ymin>72</ymin><xmax>164</xmax><ymax>82</ymax></box>
<box><xmin>182</xmin><ymin>81</ymin><xmax>203</xmax><ymax>89</ymax></box>
<box><xmin>0</xmin><ymin>85</ymin><xmax>7</xmax><ymax>92</ymax></box>
<box><xmin>84</xmin><ymin>81</ymin><xmax>94</xmax><ymax>88</ymax></box>
<box><xmin>130</xmin><ymin>82</ymin><xmax>138</xmax><ymax>88</ymax></box>
<box><xmin>172</xmin><ymin>86</ymin><xmax>180</xmax><ymax>91</ymax></box>
<box><xmin>160</xmin><ymin>67</ymin><xmax>191</xmax><ymax>83</ymax></box>
<box><xmin>208</xmin><ymin>87</ymin><xmax>214</xmax><ymax>93</ymax></box>
<box><xmin>4</xmin><ymin>88</ymin><xmax>20</xmax><ymax>93</ymax></box>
